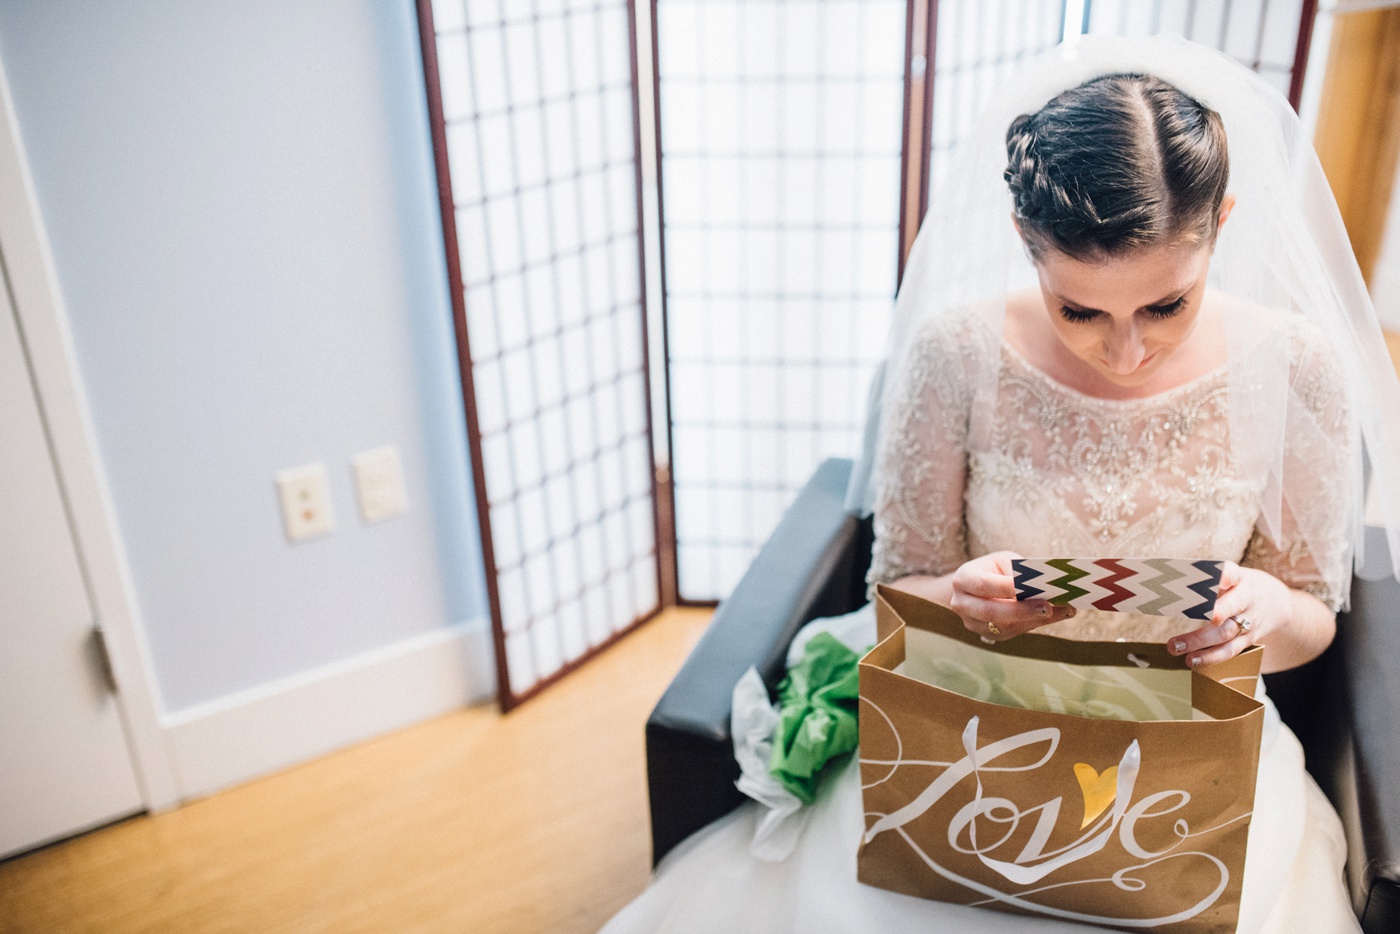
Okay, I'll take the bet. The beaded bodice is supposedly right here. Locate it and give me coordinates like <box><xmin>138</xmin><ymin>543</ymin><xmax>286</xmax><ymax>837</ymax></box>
<box><xmin>868</xmin><ymin>303</ymin><xmax>1350</xmax><ymax>642</ymax></box>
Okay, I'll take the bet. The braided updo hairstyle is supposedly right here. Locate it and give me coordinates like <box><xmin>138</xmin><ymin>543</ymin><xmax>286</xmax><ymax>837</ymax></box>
<box><xmin>1004</xmin><ymin>73</ymin><xmax>1229</xmax><ymax>262</ymax></box>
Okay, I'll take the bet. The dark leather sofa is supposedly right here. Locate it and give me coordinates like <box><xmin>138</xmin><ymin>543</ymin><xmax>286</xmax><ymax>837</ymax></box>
<box><xmin>644</xmin><ymin>457</ymin><xmax>1400</xmax><ymax>932</ymax></box>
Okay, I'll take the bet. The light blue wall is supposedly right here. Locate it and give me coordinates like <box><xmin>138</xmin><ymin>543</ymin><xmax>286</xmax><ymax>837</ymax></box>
<box><xmin>0</xmin><ymin>0</ymin><xmax>491</xmax><ymax>711</ymax></box>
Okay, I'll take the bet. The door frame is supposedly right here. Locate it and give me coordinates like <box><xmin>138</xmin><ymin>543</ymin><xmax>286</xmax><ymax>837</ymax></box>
<box><xmin>0</xmin><ymin>58</ymin><xmax>178</xmax><ymax>812</ymax></box>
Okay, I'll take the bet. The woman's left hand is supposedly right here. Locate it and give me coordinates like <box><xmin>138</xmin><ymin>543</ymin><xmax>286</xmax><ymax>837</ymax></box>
<box><xmin>1167</xmin><ymin>561</ymin><xmax>1292</xmax><ymax>668</ymax></box>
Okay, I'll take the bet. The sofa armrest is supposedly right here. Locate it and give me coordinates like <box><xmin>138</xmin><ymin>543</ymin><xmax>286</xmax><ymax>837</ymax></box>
<box><xmin>646</xmin><ymin>458</ymin><xmax>870</xmax><ymax>865</ymax></box>
<box><xmin>1331</xmin><ymin>526</ymin><xmax>1400</xmax><ymax>932</ymax></box>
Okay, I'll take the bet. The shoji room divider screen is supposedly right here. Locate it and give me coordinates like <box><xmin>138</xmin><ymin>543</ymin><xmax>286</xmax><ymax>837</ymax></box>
<box><xmin>655</xmin><ymin>0</ymin><xmax>908</xmax><ymax>602</ymax></box>
<box><xmin>417</xmin><ymin>0</ymin><xmax>663</xmax><ymax>709</ymax></box>
<box><xmin>419</xmin><ymin>0</ymin><xmax>1319</xmax><ymax>705</ymax></box>
<box><xmin>654</xmin><ymin>0</ymin><xmax>1069</xmax><ymax>602</ymax></box>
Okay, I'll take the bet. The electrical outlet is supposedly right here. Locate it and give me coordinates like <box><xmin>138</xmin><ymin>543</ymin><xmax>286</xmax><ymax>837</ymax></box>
<box><xmin>352</xmin><ymin>445</ymin><xmax>408</xmax><ymax>523</ymax></box>
<box><xmin>276</xmin><ymin>462</ymin><xmax>335</xmax><ymax>542</ymax></box>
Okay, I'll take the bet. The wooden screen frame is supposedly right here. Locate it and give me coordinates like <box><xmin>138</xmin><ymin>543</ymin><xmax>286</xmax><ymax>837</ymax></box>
<box><xmin>897</xmin><ymin>0</ymin><xmax>938</xmax><ymax>288</ymax></box>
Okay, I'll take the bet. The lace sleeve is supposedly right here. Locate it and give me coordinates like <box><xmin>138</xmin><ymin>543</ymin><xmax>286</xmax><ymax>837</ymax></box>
<box><xmin>1240</xmin><ymin>320</ymin><xmax>1356</xmax><ymax>612</ymax></box>
<box><xmin>866</xmin><ymin>313</ymin><xmax>983</xmax><ymax>597</ymax></box>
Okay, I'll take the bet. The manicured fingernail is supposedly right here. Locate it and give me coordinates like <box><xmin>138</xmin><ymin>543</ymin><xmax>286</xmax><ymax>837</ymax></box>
<box><xmin>1036</xmin><ymin>604</ymin><xmax>1050</xmax><ymax>619</ymax></box>
<box><xmin>1060</xmin><ymin>606</ymin><xmax>1077</xmax><ymax>618</ymax></box>
<box><xmin>1173</xmin><ymin>641</ymin><xmax>1186</xmax><ymax>653</ymax></box>
<box><xmin>1189</xmin><ymin>656</ymin><xmax>1202</xmax><ymax>668</ymax></box>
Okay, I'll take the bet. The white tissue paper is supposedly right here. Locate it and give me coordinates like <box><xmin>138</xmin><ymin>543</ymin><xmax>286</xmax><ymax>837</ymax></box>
<box><xmin>784</xmin><ymin>603</ymin><xmax>877</xmax><ymax>669</ymax></box>
<box><xmin>729</xmin><ymin>605</ymin><xmax>878</xmax><ymax>862</ymax></box>
<box><xmin>730</xmin><ymin>666</ymin><xmax>810</xmax><ymax>862</ymax></box>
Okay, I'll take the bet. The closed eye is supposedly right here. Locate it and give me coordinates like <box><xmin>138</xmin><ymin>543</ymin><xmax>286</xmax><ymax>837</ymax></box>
<box><xmin>1057</xmin><ymin>296</ymin><xmax>1187</xmax><ymax>324</ymax></box>
<box><xmin>1144</xmin><ymin>297</ymin><xmax>1187</xmax><ymax>318</ymax></box>
<box><xmin>1058</xmin><ymin>306</ymin><xmax>1099</xmax><ymax>324</ymax></box>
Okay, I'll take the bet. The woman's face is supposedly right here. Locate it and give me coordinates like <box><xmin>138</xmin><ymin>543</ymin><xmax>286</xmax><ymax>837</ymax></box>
<box><xmin>1032</xmin><ymin>240</ymin><xmax>1214</xmax><ymax>389</ymax></box>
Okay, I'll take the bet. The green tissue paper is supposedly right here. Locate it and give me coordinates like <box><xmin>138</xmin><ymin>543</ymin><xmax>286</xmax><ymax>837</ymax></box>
<box><xmin>768</xmin><ymin>632</ymin><xmax>866</xmax><ymax>804</ymax></box>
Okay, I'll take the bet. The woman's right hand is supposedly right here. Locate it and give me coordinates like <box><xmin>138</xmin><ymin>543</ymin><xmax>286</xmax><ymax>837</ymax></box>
<box><xmin>947</xmin><ymin>550</ymin><xmax>1076</xmax><ymax>641</ymax></box>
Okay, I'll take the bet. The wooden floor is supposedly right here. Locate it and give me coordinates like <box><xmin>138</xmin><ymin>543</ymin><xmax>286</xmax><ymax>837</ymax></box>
<box><xmin>0</xmin><ymin>607</ymin><xmax>713</xmax><ymax>934</ymax></box>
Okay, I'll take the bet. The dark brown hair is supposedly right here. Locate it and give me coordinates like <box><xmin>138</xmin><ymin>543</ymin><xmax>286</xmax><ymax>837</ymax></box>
<box><xmin>1004</xmin><ymin>73</ymin><xmax>1229</xmax><ymax>261</ymax></box>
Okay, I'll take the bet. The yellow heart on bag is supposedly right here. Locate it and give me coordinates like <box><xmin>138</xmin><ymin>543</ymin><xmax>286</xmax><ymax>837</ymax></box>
<box><xmin>1074</xmin><ymin>763</ymin><xmax>1119</xmax><ymax>829</ymax></box>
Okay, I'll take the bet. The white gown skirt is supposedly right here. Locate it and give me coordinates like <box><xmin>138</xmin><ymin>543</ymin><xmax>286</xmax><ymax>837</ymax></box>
<box><xmin>601</xmin><ymin>689</ymin><xmax>1359</xmax><ymax>933</ymax></box>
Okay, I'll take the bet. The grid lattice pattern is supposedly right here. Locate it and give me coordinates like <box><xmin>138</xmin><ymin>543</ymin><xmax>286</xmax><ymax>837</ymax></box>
<box><xmin>657</xmin><ymin>0</ymin><xmax>908</xmax><ymax>601</ymax></box>
<box><xmin>925</xmin><ymin>0</ymin><xmax>1310</xmax><ymax>191</ymax></box>
<box><xmin>1083</xmin><ymin>0</ymin><xmax>1306</xmax><ymax>100</ymax></box>
<box><xmin>429</xmin><ymin>0</ymin><xmax>659</xmax><ymax>700</ymax></box>
<box><xmin>926</xmin><ymin>0</ymin><xmax>1067</xmax><ymax>193</ymax></box>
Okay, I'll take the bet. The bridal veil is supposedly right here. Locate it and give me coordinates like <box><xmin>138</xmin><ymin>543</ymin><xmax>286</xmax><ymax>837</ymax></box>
<box><xmin>850</xmin><ymin>34</ymin><xmax>1400</xmax><ymax>606</ymax></box>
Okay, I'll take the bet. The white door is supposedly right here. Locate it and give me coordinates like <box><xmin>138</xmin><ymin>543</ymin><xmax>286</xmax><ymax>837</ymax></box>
<box><xmin>0</xmin><ymin>266</ymin><xmax>144</xmax><ymax>860</ymax></box>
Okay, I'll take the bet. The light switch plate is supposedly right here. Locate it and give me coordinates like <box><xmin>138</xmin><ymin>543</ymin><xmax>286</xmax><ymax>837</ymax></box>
<box><xmin>276</xmin><ymin>462</ymin><xmax>334</xmax><ymax>542</ymax></box>
<box><xmin>352</xmin><ymin>445</ymin><xmax>408</xmax><ymax>523</ymax></box>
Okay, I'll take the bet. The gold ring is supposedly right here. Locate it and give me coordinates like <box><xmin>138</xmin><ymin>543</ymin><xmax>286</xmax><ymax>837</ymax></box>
<box><xmin>986</xmin><ymin>620</ymin><xmax>1002</xmax><ymax>637</ymax></box>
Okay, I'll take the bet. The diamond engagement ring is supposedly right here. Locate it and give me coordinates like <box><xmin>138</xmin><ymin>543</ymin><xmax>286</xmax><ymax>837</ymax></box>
<box><xmin>1231</xmin><ymin>615</ymin><xmax>1253</xmax><ymax>635</ymax></box>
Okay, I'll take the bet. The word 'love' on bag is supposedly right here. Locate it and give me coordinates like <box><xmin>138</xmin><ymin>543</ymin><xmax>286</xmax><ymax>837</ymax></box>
<box><xmin>856</xmin><ymin>585</ymin><xmax>1264</xmax><ymax>934</ymax></box>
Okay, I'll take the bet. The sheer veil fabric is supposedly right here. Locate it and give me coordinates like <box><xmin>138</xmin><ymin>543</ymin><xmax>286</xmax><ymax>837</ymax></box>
<box><xmin>853</xmin><ymin>34</ymin><xmax>1400</xmax><ymax>607</ymax></box>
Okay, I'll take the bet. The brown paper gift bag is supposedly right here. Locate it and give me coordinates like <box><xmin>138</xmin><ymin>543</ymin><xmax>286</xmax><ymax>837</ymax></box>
<box><xmin>856</xmin><ymin>585</ymin><xmax>1266</xmax><ymax>934</ymax></box>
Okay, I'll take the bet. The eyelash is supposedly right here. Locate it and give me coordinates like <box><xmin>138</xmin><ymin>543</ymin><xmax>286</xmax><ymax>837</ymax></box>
<box><xmin>1058</xmin><ymin>297</ymin><xmax>1187</xmax><ymax>324</ymax></box>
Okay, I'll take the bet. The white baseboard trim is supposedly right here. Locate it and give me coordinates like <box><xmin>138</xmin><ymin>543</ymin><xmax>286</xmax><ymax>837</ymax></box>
<box><xmin>159</xmin><ymin>621</ymin><xmax>496</xmax><ymax>802</ymax></box>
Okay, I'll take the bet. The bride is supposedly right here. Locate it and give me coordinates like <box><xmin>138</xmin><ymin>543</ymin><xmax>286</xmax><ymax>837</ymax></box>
<box><xmin>602</xmin><ymin>35</ymin><xmax>1400</xmax><ymax>933</ymax></box>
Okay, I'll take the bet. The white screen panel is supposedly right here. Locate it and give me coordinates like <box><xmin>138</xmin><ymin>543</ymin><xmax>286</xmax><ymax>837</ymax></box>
<box><xmin>427</xmin><ymin>0</ymin><xmax>660</xmax><ymax>705</ymax></box>
<box><xmin>926</xmin><ymin>0</ymin><xmax>1066</xmax><ymax>196</ymax></box>
<box><xmin>657</xmin><ymin>0</ymin><xmax>908</xmax><ymax>600</ymax></box>
<box><xmin>1083</xmin><ymin>0</ymin><xmax>1306</xmax><ymax>101</ymax></box>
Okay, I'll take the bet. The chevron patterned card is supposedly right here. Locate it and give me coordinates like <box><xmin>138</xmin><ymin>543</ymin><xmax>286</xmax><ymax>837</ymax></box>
<box><xmin>1010</xmin><ymin>558</ymin><xmax>1223</xmax><ymax>621</ymax></box>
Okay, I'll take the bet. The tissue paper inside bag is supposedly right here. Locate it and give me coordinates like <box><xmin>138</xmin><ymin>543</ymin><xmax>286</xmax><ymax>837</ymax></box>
<box><xmin>896</xmin><ymin>627</ymin><xmax>1193</xmax><ymax>722</ymax></box>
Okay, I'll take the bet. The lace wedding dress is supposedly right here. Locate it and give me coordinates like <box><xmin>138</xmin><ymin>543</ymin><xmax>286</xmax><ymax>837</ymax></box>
<box><xmin>600</xmin><ymin>300</ymin><xmax>1359</xmax><ymax>933</ymax></box>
